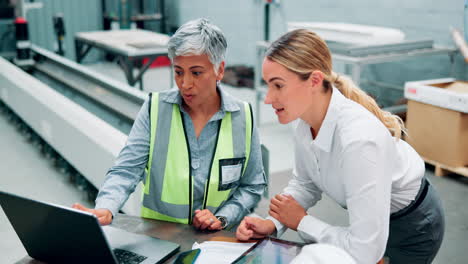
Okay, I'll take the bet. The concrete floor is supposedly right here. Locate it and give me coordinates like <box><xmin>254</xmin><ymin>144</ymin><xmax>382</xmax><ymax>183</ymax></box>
<box><xmin>1</xmin><ymin>63</ymin><xmax>467</xmax><ymax>263</ymax></box>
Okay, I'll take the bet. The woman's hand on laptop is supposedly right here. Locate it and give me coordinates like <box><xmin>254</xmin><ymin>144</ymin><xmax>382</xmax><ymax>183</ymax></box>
<box><xmin>72</xmin><ymin>203</ymin><xmax>113</xmax><ymax>225</ymax></box>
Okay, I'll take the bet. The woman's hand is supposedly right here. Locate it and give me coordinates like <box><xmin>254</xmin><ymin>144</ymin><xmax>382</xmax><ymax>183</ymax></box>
<box><xmin>72</xmin><ymin>203</ymin><xmax>113</xmax><ymax>225</ymax></box>
<box><xmin>236</xmin><ymin>217</ymin><xmax>276</xmax><ymax>241</ymax></box>
<box><xmin>192</xmin><ymin>209</ymin><xmax>222</xmax><ymax>230</ymax></box>
<box><xmin>269</xmin><ymin>194</ymin><xmax>306</xmax><ymax>231</ymax></box>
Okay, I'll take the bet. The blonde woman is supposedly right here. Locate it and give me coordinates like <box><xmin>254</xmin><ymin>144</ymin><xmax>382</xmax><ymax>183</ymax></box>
<box><xmin>236</xmin><ymin>29</ymin><xmax>444</xmax><ymax>264</ymax></box>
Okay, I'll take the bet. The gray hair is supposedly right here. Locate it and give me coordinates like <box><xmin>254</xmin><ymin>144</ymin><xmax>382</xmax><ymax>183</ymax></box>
<box><xmin>168</xmin><ymin>18</ymin><xmax>227</xmax><ymax>74</ymax></box>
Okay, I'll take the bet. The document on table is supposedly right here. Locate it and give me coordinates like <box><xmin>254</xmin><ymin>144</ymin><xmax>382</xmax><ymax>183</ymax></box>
<box><xmin>192</xmin><ymin>241</ymin><xmax>256</xmax><ymax>264</ymax></box>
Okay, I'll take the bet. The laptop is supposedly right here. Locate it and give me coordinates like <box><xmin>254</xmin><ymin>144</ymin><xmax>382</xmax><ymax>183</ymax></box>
<box><xmin>0</xmin><ymin>191</ymin><xmax>180</xmax><ymax>264</ymax></box>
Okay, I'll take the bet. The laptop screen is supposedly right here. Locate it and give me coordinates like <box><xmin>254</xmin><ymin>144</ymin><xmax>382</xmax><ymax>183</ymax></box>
<box><xmin>0</xmin><ymin>191</ymin><xmax>179</xmax><ymax>264</ymax></box>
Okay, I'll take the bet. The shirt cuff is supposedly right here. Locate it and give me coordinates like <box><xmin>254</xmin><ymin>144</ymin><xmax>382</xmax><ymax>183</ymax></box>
<box><xmin>297</xmin><ymin>215</ymin><xmax>330</xmax><ymax>243</ymax></box>
<box><xmin>95</xmin><ymin>198</ymin><xmax>121</xmax><ymax>219</ymax></box>
<box><xmin>266</xmin><ymin>216</ymin><xmax>288</xmax><ymax>237</ymax></box>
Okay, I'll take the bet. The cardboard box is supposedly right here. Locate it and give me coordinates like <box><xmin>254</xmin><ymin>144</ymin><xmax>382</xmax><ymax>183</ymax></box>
<box><xmin>405</xmin><ymin>99</ymin><xmax>468</xmax><ymax>168</ymax></box>
<box><xmin>404</xmin><ymin>78</ymin><xmax>468</xmax><ymax>113</ymax></box>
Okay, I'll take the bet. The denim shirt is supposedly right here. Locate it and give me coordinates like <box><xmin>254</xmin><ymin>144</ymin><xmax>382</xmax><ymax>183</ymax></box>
<box><xmin>95</xmin><ymin>87</ymin><xmax>266</xmax><ymax>226</ymax></box>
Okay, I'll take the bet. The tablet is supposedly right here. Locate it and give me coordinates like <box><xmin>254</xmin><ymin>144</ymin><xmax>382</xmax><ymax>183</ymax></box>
<box><xmin>232</xmin><ymin>237</ymin><xmax>304</xmax><ymax>264</ymax></box>
<box><xmin>173</xmin><ymin>248</ymin><xmax>201</xmax><ymax>264</ymax></box>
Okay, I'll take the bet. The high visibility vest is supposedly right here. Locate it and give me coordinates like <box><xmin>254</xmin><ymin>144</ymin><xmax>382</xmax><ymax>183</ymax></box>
<box><xmin>141</xmin><ymin>92</ymin><xmax>253</xmax><ymax>224</ymax></box>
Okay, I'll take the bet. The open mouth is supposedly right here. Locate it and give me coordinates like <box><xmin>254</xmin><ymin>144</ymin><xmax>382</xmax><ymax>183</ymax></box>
<box><xmin>183</xmin><ymin>94</ymin><xmax>194</xmax><ymax>100</ymax></box>
<box><xmin>275</xmin><ymin>108</ymin><xmax>285</xmax><ymax>114</ymax></box>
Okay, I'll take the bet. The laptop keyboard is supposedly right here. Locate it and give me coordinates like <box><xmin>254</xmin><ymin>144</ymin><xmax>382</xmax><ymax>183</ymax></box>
<box><xmin>113</xmin><ymin>248</ymin><xmax>148</xmax><ymax>264</ymax></box>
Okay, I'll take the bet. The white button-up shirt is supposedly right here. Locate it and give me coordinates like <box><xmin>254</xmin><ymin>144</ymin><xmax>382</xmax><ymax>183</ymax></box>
<box><xmin>269</xmin><ymin>87</ymin><xmax>425</xmax><ymax>264</ymax></box>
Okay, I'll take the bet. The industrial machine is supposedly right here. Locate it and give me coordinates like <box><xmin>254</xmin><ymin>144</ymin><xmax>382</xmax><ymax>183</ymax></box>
<box><xmin>0</xmin><ymin>45</ymin><xmax>147</xmax><ymax>215</ymax></box>
<box><xmin>287</xmin><ymin>22</ymin><xmax>434</xmax><ymax>56</ymax></box>
<box><xmin>0</xmin><ymin>0</ymin><xmax>15</xmax><ymax>59</ymax></box>
<box><xmin>1</xmin><ymin>0</ymin><xmax>42</xmax><ymax>65</ymax></box>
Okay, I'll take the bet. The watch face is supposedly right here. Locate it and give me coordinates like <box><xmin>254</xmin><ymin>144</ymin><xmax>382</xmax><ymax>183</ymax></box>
<box><xmin>217</xmin><ymin>216</ymin><xmax>227</xmax><ymax>229</ymax></box>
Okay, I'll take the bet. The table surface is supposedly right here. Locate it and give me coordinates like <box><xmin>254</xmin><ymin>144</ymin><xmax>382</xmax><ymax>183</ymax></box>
<box><xmin>16</xmin><ymin>214</ymin><xmax>244</xmax><ymax>264</ymax></box>
<box><xmin>75</xmin><ymin>29</ymin><xmax>170</xmax><ymax>57</ymax></box>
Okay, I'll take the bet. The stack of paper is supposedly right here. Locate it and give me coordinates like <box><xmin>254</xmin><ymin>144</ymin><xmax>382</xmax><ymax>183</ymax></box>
<box><xmin>192</xmin><ymin>241</ymin><xmax>256</xmax><ymax>264</ymax></box>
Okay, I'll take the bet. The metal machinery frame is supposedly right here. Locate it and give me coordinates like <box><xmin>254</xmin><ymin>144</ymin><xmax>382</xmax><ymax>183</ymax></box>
<box><xmin>102</xmin><ymin>0</ymin><xmax>166</xmax><ymax>33</ymax></box>
<box><xmin>254</xmin><ymin>41</ymin><xmax>458</xmax><ymax>123</ymax></box>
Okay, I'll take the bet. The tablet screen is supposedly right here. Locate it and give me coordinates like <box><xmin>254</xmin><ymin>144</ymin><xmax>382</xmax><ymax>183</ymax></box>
<box><xmin>173</xmin><ymin>248</ymin><xmax>201</xmax><ymax>264</ymax></box>
<box><xmin>233</xmin><ymin>237</ymin><xmax>304</xmax><ymax>264</ymax></box>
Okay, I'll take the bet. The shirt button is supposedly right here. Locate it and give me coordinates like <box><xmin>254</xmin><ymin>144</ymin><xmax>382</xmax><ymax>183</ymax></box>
<box><xmin>191</xmin><ymin>159</ymin><xmax>200</xmax><ymax>169</ymax></box>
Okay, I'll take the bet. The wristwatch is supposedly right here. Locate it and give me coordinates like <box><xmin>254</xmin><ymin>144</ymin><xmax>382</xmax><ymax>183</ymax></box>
<box><xmin>216</xmin><ymin>216</ymin><xmax>228</xmax><ymax>229</ymax></box>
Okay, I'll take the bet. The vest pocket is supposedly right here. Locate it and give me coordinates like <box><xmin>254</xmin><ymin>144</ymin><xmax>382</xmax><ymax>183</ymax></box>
<box><xmin>218</xmin><ymin>157</ymin><xmax>245</xmax><ymax>191</ymax></box>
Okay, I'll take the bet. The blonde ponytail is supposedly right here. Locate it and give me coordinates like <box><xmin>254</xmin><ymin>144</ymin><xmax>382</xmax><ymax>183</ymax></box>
<box><xmin>330</xmin><ymin>72</ymin><xmax>405</xmax><ymax>139</ymax></box>
<box><xmin>266</xmin><ymin>29</ymin><xmax>405</xmax><ymax>139</ymax></box>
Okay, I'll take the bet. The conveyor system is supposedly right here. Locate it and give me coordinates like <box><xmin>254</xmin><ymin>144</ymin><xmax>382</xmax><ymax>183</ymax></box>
<box><xmin>0</xmin><ymin>46</ymin><xmax>149</xmax><ymax>215</ymax></box>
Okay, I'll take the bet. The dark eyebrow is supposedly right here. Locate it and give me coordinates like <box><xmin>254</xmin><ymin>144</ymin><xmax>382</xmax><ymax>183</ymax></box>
<box><xmin>267</xmin><ymin>77</ymin><xmax>285</xmax><ymax>83</ymax></box>
<box><xmin>173</xmin><ymin>65</ymin><xmax>205</xmax><ymax>70</ymax></box>
<box><xmin>189</xmin><ymin>66</ymin><xmax>205</xmax><ymax>70</ymax></box>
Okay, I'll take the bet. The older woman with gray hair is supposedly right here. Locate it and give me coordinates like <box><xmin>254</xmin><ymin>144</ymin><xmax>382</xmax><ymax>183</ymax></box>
<box><xmin>73</xmin><ymin>18</ymin><xmax>266</xmax><ymax>231</ymax></box>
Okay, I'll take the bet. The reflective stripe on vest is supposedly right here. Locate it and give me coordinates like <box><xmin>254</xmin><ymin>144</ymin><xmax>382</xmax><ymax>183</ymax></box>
<box><xmin>141</xmin><ymin>92</ymin><xmax>253</xmax><ymax>224</ymax></box>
